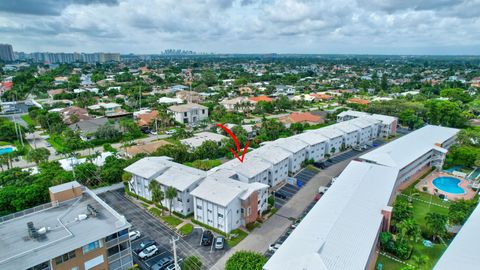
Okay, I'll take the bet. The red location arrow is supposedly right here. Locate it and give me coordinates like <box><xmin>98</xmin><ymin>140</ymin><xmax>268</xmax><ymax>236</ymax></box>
<box><xmin>216</xmin><ymin>123</ymin><xmax>250</xmax><ymax>163</ymax></box>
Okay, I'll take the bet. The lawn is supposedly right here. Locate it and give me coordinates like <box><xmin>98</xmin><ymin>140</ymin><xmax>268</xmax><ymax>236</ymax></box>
<box><xmin>376</xmin><ymin>254</ymin><xmax>405</xmax><ymax>270</ymax></box>
<box><xmin>21</xmin><ymin>115</ymin><xmax>35</xmax><ymax>127</ymax></box>
<box><xmin>47</xmin><ymin>135</ymin><xmax>67</xmax><ymax>152</ymax></box>
<box><xmin>162</xmin><ymin>215</ymin><xmax>183</xmax><ymax>227</ymax></box>
<box><xmin>227</xmin><ymin>229</ymin><xmax>248</xmax><ymax>247</ymax></box>
<box><xmin>179</xmin><ymin>223</ymin><xmax>193</xmax><ymax>235</ymax></box>
<box><xmin>184</xmin><ymin>159</ymin><xmax>222</xmax><ymax>171</ymax></box>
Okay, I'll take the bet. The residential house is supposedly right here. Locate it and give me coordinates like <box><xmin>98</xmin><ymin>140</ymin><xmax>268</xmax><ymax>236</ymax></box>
<box><xmin>180</xmin><ymin>132</ymin><xmax>227</xmax><ymax>149</ymax></box>
<box><xmin>59</xmin><ymin>106</ymin><xmax>92</xmax><ymax>124</ymax></box>
<box><xmin>158</xmin><ymin>97</ymin><xmax>183</xmax><ymax>105</ymax></box>
<box><xmin>279</xmin><ymin>112</ymin><xmax>324</xmax><ymax>127</ymax></box>
<box><xmin>248</xmin><ymin>96</ymin><xmax>273</xmax><ymax>104</ymax></box>
<box><xmin>168</xmin><ymin>103</ymin><xmax>208</xmax><ymax>125</ymax></box>
<box><xmin>220</xmin><ymin>97</ymin><xmax>252</xmax><ymax>112</ymax></box>
<box><xmin>176</xmin><ymin>90</ymin><xmax>203</xmax><ymax>103</ymax></box>
<box><xmin>69</xmin><ymin>117</ymin><xmax>120</xmax><ymax>141</ymax></box>
<box><xmin>124</xmin><ymin>140</ymin><xmax>171</xmax><ymax>158</ymax></box>
<box><xmin>88</xmin><ymin>102</ymin><xmax>123</xmax><ymax>116</ymax></box>
<box><xmin>347</xmin><ymin>98</ymin><xmax>370</xmax><ymax>105</ymax></box>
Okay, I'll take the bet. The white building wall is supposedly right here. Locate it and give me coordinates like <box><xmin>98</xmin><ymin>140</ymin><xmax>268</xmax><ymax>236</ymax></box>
<box><xmin>326</xmin><ymin>136</ymin><xmax>343</xmax><ymax>155</ymax></box>
<box><xmin>305</xmin><ymin>142</ymin><xmax>326</xmax><ymax>162</ymax></box>
<box><xmin>267</xmin><ymin>158</ymin><xmax>290</xmax><ymax>187</ymax></box>
<box><xmin>193</xmin><ymin>197</ymin><xmax>242</xmax><ymax>233</ymax></box>
<box><xmin>287</xmin><ymin>149</ymin><xmax>307</xmax><ymax>173</ymax></box>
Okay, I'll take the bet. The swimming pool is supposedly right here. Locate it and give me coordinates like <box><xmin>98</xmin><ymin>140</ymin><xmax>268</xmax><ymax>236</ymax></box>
<box><xmin>433</xmin><ymin>176</ymin><xmax>465</xmax><ymax>194</ymax></box>
<box><xmin>0</xmin><ymin>147</ymin><xmax>14</xmax><ymax>155</ymax></box>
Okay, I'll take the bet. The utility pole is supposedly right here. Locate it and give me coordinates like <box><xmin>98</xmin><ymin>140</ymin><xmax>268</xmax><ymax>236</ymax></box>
<box><xmin>170</xmin><ymin>236</ymin><xmax>179</xmax><ymax>270</ymax></box>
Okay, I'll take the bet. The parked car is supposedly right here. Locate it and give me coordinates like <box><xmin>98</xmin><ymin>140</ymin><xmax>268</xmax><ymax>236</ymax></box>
<box><xmin>201</xmin><ymin>230</ymin><xmax>213</xmax><ymax>246</ymax></box>
<box><xmin>134</xmin><ymin>238</ymin><xmax>156</xmax><ymax>253</ymax></box>
<box><xmin>164</xmin><ymin>258</ymin><xmax>183</xmax><ymax>270</ymax></box>
<box><xmin>274</xmin><ymin>192</ymin><xmax>287</xmax><ymax>200</ymax></box>
<box><xmin>214</xmin><ymin>236</ymin><xmax>224</xmax><ymax>250</ymax></box>
<box><xmin>268</xmin><ymin>243</ymin><xmax>281</xmax><ymax>252</ymax></box>
<box><xmin>151</xmin><ymin>256</ymin><xmax>174</xmax><ymax>270</ymax></box>
<box><xmin>291</xmin><ymin>219</ymin><xmax>301</xmax><ymax>229</ymax></box>
<box><xmin>165</xmin><ymin>129</ymin><xmax>177</xmax><ymax>135</ymax></box>
<box><xmin>129</xmin><ymin>230</ymin><xmax>141</xmax><ymax>241</ymax></box>
<box><xmin>139</xmin><ymin>245</ymin><xmax>158</xmax><ymax>259</ymax></box>
<box><xmin>318</xmin><ymin>186</ymin><xmax>328</xmax><ymax>195</ymax></box>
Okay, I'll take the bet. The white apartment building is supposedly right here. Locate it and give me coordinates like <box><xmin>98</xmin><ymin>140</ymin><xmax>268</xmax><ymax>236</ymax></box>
<box><xmin>252</xmin><ymin>145</ymin><xmax>291</xmax><ymax>187</ymax></box>
<box><xmin>168</xmin><ymin>103</ymin><xmax>208</xmax><ymax>125</ymax></box>
<box><xmin>332</xmin><ymin>121</ymin><xmax>361</xmax><ymax>149</ymax></box>
<box><xmin>213</xmin><ymin>156</ymin><xmax>271</xmax><ymax>186</ymax></box>
<box><xmin>293</xmin><ymin>132</ymin><xmax>328</xmax><ymax>162</ymax></box>
<box><xmin>191</xmin><ymin>172</ymin><xmax>268</xmax><ymax>233</ymax></box>
<box><xmin>269</xmin><ymin>138</ymin><xmax>309</xmax><ymax>173</ymax></box>
<box><xmin>312</xmin><ymin>127</ymin><xmax>344</xmax><ymax>155</ymax></box>
<box><xmin>124</xmin><ymin>157</ymin><xmax>206</xmax><ymax>215</ymax></box>
<box><xmin>360</xmin><ymin>125</ymin><xmax>459</xmax><ymax>186</ymax></box>
<box><xmin>349</xmin><ymin>117</ymin><xmax>381</xmax><ymax>145</ymax></box>
<box><xmin>337</xmin><ymin>110</ymin><xmax>398</xmax><ymax>138</ymax></box>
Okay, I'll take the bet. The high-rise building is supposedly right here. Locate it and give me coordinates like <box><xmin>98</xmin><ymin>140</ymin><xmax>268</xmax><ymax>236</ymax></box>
<box><xmin>0</xmin><ymin>181</ymin><xmax>133</xmax><ymax>270</ymax></box>
<box><xmin>0</xmin><ymin>44</ymin><xmax>15</xmax><ymax>61</ymax></box>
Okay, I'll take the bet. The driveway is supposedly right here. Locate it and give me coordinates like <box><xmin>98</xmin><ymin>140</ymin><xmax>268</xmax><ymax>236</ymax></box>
<box><xmin>98</xmin><ymin>190</ymin><xmax>226</xmax><ymax>270</ymax></box>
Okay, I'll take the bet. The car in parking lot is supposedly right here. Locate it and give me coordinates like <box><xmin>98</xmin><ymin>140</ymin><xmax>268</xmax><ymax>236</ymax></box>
<box><xmin>139</xmin><ymin>245</ymin><xmax>158</xmax><ymax>259</ymax></box>
<box><xmin>165</xmin><ymin>129</ymin><xmax>177</xmax><ymax>135</ymax></box>
<box><xmin>129</xmin><ymin>230</ymin><xmax>141</xmax><ymax>241</ymax></box>
<box><xmin>151</xmin><ymin>255</ymin><xmax>174</xmax><ymax>270</ymax></box>
<box><xmin>274</xmin><ymin>191</ymin><xmax>287</xmax><ymax>200</ymax></box>
<box><xmin>201</xmin><ymin>230</ymin><xmax>213</xmax><ymax>246</ymax></box>
<box><xmin>165</xmin><ymin>259</ymin><xmax>183</xmax><ymax>270</ymax></box>
<box><xmin>134</xmin><ymin>238</ymin><xmax>156</xmax><ymax>253</ymax></box>
<box><xmin>214</xmin><ymin>237</ymin><xmax>224</xmax><ymax>250</ymax></box>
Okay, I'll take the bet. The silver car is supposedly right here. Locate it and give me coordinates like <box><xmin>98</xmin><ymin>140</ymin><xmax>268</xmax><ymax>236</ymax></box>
<box><xmin>214</xmin><ymin>237</ymin><xmax>224</xmax><ymax>250</ymax></box>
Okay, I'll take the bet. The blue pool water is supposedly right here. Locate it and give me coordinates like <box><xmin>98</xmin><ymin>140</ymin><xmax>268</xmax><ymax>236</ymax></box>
<box><xmin>433</xmin><ymin>176</ymin><xmax>465</xmax><ymax>195</ymax></box>
<box><xmin>0</xmin><ymin>147</ymin><xmax>14</xmax><ymax>155</ymax></box>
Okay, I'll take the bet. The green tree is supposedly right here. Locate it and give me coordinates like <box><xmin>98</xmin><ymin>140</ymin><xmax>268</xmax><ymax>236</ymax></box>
<box><xmin>399</xmin><ymin>109</ymin><xmax>424</xmax><ymax>130</ymax></box>
<box><xmin>425</xmin><ymin>212</ymin><xmax>448</xmax><ymax>242</ymax></box>
<box><xmin>74</xmin><ymin>162</ymin><xmax>99</xmax><ymax>186</ymax></box>
<box><xmin>182</xmin><ymin>256</ymin><xmax>202</xmax><ymax>270</ymax></box>
<box><xmin>25</xmin><ymin>147</ymin><xmax>50</xmax><ymax>165</ymax></box>
<box><xmin>225</xmin><ymin>251</ymin><xmax>267</xmax><ymax>270</ymax></box>
<box><xmin>165</xmin><ymin>186</ymin><xmax>177</xmax><ymax>216</ymax></box>
<box><xmin>149</xmin><ymin>181</ymin><xmax>165</xmax><ymax>215</ymax></box>
<box><xmin>440</xmin><ymin>88</ymin><xmax>473</xmax><ymax>103</ymax></box>
<box><xmin>448</xmin><ymin>199</ymin><xmax>477</xmax><ymax>225</ymax></box>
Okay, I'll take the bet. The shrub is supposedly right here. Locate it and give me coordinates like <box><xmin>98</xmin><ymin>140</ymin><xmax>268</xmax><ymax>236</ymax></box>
<box><xmin>225</xmin><ymin>251</ymin><xmax>266</xmax><ymax>270</ymax></box>
<box><xmin>422</xmin><ymin>186</ymin><xmax>428</xmax><ymax>192</ymax></box>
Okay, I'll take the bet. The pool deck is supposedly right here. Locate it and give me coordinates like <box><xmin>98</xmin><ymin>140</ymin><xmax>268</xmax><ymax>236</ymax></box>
<box><xmin>417</xmin><ymin>172</ymin><xmax>476</xmax><ymax>200</ymax></box>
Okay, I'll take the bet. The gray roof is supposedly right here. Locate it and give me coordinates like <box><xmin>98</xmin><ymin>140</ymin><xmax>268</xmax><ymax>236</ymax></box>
<box><xmin>271</xmin><ymin>137</ymin><xmax>309</xmax><ymax>154</ymax></box>
<box><xmin>124</xmin><ymin>156</ymin><xmax>169</xmax><ymax>179</ymax></box>
<box><xmin>434</xmin><ymin>203</ymin><xmax>480</xmax><ymax>270</ymax></box>
<box><xmin>68</xmin><ymin>117</ymin><xmax>118</xmax><ymax>134</ymax></box>
<box><xmin>293</xmin><ymin>131</ymin><xmax>329</xmax><ymax>146</ymax></box>
<box><xmin>252</xmin><ymin>145</ymin><xmax>291</xmax><ymax>164</ymax></box>
<box><xmin>264</xmin><ymin>161</ymin><xmax>399</xmax><ymax>270</ymax></box>
<box><xmin>190</xmin><ymin>177</ymin><xmax>245</xmax><ymax>207</ymax></box>
<box><xmin>0</xmin><ymin>187</ymin><xmax>130</xmax><ymax>270</ymax></box>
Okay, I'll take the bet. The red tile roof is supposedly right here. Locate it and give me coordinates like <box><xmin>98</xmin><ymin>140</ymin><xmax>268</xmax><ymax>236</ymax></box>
<box><xmin>347</xmin><ymin>98</ymin><xmax>370</xmax><ymax>105</ymax></box>
<box><xmin>248</xmin><ymin>96</ymin><xmax>273</xmax><ymax>103</ymax></box>
<box><xmin>280</xmin><ymin>112</ymin><xmax>324</xmax><ymax>125</ymax></box>
<box><xmin>137</xmin><ymin>110</ymin><xmax>159</xmax><ymax>126</ymax></box>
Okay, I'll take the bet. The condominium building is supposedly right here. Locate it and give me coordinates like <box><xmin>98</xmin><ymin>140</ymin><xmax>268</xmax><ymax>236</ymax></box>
<box><xmin>268</xmin><ymin>138</ymin><xmax>309</xmax><ymax>174</ymax></box>
<box><xmin>0</xmin><ymin>43</ymin><xmax>15</xmax><ymax>61</ymax></box>
<box><xmin>168</xmin><ymin>103</ymin><xmax>208</xmax><ymax>125</ymax></box>
<box><xmin>337</xmin><ymin>110</ymin><xmax>398</xmax><ymax>138</ymax></box>
<box><xmin>124</xmin><ymin>157</ymin><xmax>206</xmax><ymax>215</ymax></box>
<box><xmin>0</xmin><ymin>181</ymin><xmax>133</xmax><ymax>270</ymax></box>
<box><xmin>360</xmin><ymin>125</ymin><xmax>459</xmax><ymax>185</ymax></box>
<box><xmin>292</xmin><ymin>132</ymin><xmax>328</xmax><ymax>162</ymax></box>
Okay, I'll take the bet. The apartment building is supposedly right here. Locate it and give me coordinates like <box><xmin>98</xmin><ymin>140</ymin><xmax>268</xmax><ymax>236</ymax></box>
<box><xmin>292</xmin><ymin>131</ymin><xmax>328</xmax><ymax>162</ymax></box>
<box><xmin>124</xmin><ymin>157</ymin><xmax>206</xmax><ymax>215</ymax></box>
<box><xmin>214</xmin><ymin>156</ymin><xmax>271</xmax><ymax>186</ymax></box>
<box><xmin>349</xmin><ymin>117</ymin><xmax>381</xmax><ymax>145</ymax></box>
<box><xmin>168</xmin><ymin>103</ymin><xmax>208</xmax><ymax>125</ymax></box>
<box><xmin>268</xmin><ymin>138</ymin><xmax>309</xmax><ymax>174</ymax></box>
<box><xmin>360</xmin><ymin>125</ymin><xmax>459</xmax><ymax>185</ymax></box>
<box><xmin>313</xmin><ymin>126</ymin><xmax>344</xmax><ymax>155</ymax></box>
<box><xmin>191</xmin><ymin>172</ymin><xmax>268</xmax><ymax>233</ymax></box>
<box><xmin>252</xmin><ymin>145</ymin><xmax>291</xmax><ymax>187</ymax></box>
<box><xmin>0</xmin><ymin>181</ymin><xmax>132</xmax><ymax>270</ymax></box>
<box><xmin>337</xmin><ymin>110</ymin><xmax>398</xmax><ymax>138</ymax></box>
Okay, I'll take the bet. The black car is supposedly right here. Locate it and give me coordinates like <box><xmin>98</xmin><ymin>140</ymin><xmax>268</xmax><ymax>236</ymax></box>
<box><xmin>201</xmin><ymin>230</ymin><xmax>213</xmax><ymax>246</ymax></box>
<box><xmin>134</xmin><ymin>238</ymin><xmax>156</xmax><ymax>253</ymax></box>
<box><xmin>274</xmin><ymin>192</ymin><xmax>287</xmax><ymax>200</ymax></box>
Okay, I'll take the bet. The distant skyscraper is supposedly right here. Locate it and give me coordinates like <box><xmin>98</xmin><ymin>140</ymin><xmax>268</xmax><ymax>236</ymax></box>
<box><xmin>0</xmin><ymin>44</ymin><xmax>15</xmax><ymax>61</ymax></box>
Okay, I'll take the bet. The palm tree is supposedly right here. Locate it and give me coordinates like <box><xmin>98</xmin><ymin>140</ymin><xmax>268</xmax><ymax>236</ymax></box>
<box><xmin>425</xmin><ymin>212</ymin><xmax>448</xmax><ymax>242</ymax></box>
<box><xmin>396</xmin><ymin>218</ymin><xmax>420</xmax><ymax>244</ymax></box>
<box><xmin>148</xmin><ymin>181</ymin><xmax>165</xmax><ymax>215</ymax></box>
<box><xmin>165</xmin><ymin>186</ymin><xmax>178</xmax><ymax>216</ymax></box>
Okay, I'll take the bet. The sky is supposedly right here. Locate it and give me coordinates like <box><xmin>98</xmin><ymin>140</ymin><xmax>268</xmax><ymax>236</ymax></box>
<box><xmin>0</xmin><ymin>0</ymin><xmax>479</xmax><ymax>55</ymax></box>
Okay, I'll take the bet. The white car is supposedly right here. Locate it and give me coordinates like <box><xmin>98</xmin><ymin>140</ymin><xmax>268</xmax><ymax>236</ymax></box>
<box><xmin>139</xmin><ymin>245</ymin><xmax>158</xmax><ymax>259</ymax></box>
<box><xmin>268</xmin><ymin>243</ymin><xmax>281</xmax><ymax>252</ymax></box>
<box><xmin>129</xmin><ymin>230</ymin><xmax>141</xmax><ymax>241</ymax></box>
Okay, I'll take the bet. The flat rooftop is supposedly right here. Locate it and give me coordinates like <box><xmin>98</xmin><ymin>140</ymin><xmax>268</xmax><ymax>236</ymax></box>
<box><xmin>264</xmin><ymin>161</ymin><xmax>399</xmax><ymax>270</ymax></box>
<box><xmin>0</xmin><ymin>188</ymin><xmax>130</xmax><ymax>270</ymax></box>
<box><xmin>359</xmin><ymin>125</ymin><xmax>459</xmax><ymax>169</ymax></box>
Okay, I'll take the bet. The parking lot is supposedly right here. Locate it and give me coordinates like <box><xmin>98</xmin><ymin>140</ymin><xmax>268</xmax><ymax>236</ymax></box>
<box><xmin>99</xmin><ymin>190</ymin><xmax>227</xmax><ymax>270</ymax></box>
<box><xmin>273</xmin><ymin>169</ymin><xmax>317</xmax><ymax>209</ymax></box>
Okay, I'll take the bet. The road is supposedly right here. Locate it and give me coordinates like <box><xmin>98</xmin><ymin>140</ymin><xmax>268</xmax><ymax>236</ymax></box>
<box><xmin>210</xmin><ymin>147</ymin><xmax>382</xmax><ymax>269</ymax></box>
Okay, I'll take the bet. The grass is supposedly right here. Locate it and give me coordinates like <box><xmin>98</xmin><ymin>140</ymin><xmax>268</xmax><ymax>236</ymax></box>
<box><xmin>21</xmin><ymin>115</ymin><xmax>35</xmax><ymax>127</ymax></box>
<box><xmin>184</xmin><ymin>159</ymin><xmax>222</xmax><ymax>171</ymax></box>
<box><xmin>148</xmin><ymin>207</ymin><xmax>164</xmax><ymax>217</ymax></box>
<box><xmin>179</xmin><ymin>223</ymin><xmax>193</xmax><ymax>235</ymax></box>
<box><xmin>0</xmin><ymin>141</ymin><xmax>12</xmax><ymax>146</ymax></box>
<box><xmin>227</xmin><ymin>229</ymin><xmax>248</xmax><ymax>247</ymax></box>
<box><xmin>46</xmin><ymin>135</ymin><xmax>67</xmax><ymax>152</ymax></box>
<box><xmin>140</xmin><ymin>202</ymin><xmax>150</xmax><ymax>209</ymax></box>
<box><xmin>162</xmin><ymin>215</ymin><xmax>183</xmax><ymax>227</ymax></box>
<box><xmin>376</xmin><ymin>254</ymin><xmax>405</xmax><ymax>270</ymax></box>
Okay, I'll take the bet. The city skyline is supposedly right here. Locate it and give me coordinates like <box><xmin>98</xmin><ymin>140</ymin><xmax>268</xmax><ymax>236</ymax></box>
<box><xmin>0</xmin><ymin>0</ymin><xmax>479</xmax><ymax>55</ymax></box>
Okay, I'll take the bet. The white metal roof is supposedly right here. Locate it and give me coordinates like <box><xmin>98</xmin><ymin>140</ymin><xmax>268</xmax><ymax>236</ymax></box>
<box><xmin>190</xmin><ymin>177</ymin><xmax>245</xmax><ymax>207</ymax></box>
<box><xmin>124</xmin><ymin>156</ymin><xmax>169</xmax><ymax>179</ymax></box>
<box><xmin>252</xmin><ymin>145</ymin><xmax>291</xmax><ymax>164</ymax></box>
<box><xmin>360</xmin><ymin>125</ymin><xmax>459</xmax><ymax>169</ymax></box>
<box><xmin>269</xmin><ymin>138</ymin><xmax>309</xmax><ymax>154</ymax></box>
<box><xmin>293</xmin><ymin>131</ymin><xmax>329</xmax><ymax>146</ymax></box>
<box><xmin>312</xmin><ymin>126</ymin><xmax>344</xmax><ymax>139</ymax></box>
<box><xmin>180</xmin><ymin>132</ymin><xmax>227</xmax><ymax>148</ymax></box>
<box><xmin>434</xmin><ymin>203</ymin><xmax>480</xmax><ymax>270</ymax></box>
<box><xmin>264</xmin><ymin>161</ymin><xmax>399</xmax><ymax>270</ymax></box>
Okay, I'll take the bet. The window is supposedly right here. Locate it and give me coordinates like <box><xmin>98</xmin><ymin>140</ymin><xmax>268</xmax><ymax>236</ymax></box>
<box><xmin>71</xmin><ymin>267</ymin><xmax>79</xmax><ymax>270</ymax></box>
<box><xmin>202</xmin><ymin>109</ymin><xmax>205</xmax><ymax>114</ymax></box>
<box><xmin>107</xmin><ymin>245</ymin><xmax>119</xmax><ymax>257</ymax></box>
<box><xmin>218</xmin><ymin>213</ymin><xmax>224</xmax><ymax>218</ymax></box>
<box><xmin>83</xmin><ymin>240</ymin><xmax>103</xmax><ymax>254</ymax></box>
<box><xmin>55</xmin><ymin>251</ymin><xmax>76</xmax><ymax>265</ymax></box>
<box><xmin>197</xmin><ymin>205</ymin><xmax>202</xmax><ymax>210</ymax></box>
<box><xmin>241</xmin><ymin>208</ymin><xmax>245</xmax><ymax>216</ymax></box>
<box><xmin>118</xmin><ymin>228</ymin><xmax>128</xmax><ymax>237</ymax></box>
<box><xmin>177</xmin><ymin>197</ymin><xmax>183</xmax><ymax>202</ymax></box>
<box><xmin>247</xmin><ymin>207</ymin><xmax>251</xmax><ymax>216</ymax></box>
<box><xmin>184</xmin><ymin>112</ymin><xmax>187</xmax><ymax>117</ymax></box>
